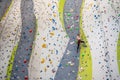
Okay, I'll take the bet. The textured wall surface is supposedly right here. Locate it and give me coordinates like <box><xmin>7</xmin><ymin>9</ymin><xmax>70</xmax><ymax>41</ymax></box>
<box><xmin>0</xmin><ymin>0</ymin><xmax>120</xmax><ymax>80</ymax></box>
<box><xmin>77</xmin><ymin>0</ymin><xmax>120</xmax><ymax>80</ymax></box>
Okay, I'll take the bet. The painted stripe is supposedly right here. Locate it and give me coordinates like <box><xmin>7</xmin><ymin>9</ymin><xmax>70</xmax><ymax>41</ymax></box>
<box><xmin>28</xmin><ymin>0</ymin><xmax>69</xmax><ymax>80</ymax></box>
<box><xmin>0</xmin><ymin>0</ymin><xmax>14</xmax><ymax>21</ymax></box>
<box><xmin>6</xmin><ymin>44</ymin><xmax>18</xmax><ymax>80</ymax></box>
<box><xmin>0</xmin><ymin>0</ymin><xmax>14</xmax><ymax>36</ymax></box>
<box><xmin>55</xmin><ymin>0</ymin><xmax>82</xmax><ymax>80</ymax></box>
<box><xmin>117</xmin><ymin>32</ymin><xmax>120</xmax><ymax>74</ymax></box>
<box><xmin>58</xmin><ymin>0</ymin><xmax>66</xmax><ymax>31</ymax></box>
<box><xmin>10</xmin><ymin>0</ymin><xmax>36</xmax><ymax>79</ymax></box>
<box><xmin>77</xmin><ymin>0</ymin><xmax>92</xmax><ymax>80</ymax></box>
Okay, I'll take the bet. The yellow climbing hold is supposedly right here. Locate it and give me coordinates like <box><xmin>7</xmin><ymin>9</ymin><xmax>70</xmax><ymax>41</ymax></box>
<box><xmin>42</xmin><ymin>44</ymin><xmax>47</xmax><ymax>48</ymax></box>
<box><xmin>44</xmin><ymin>67</ymin><xmax>47</xmax><ymax>72</ymax></box>
<box><xmin>48</xmin><ymin>3</ymin><xmax>51</xmax><ymax>7</ymax></box>
<box><xmin>50</xmin><ymin>32</ymin><xmax>54</xmax><ymax>36</ymax></box>
<box><xmin>53</xmin><ymin>13</ymin><xmax>57</xmax><ymax>17</ymax></box>
<box><xmin>41</xmin><ymin>58</ymin><xmax>45</xmax><ymax>64</ymax></box>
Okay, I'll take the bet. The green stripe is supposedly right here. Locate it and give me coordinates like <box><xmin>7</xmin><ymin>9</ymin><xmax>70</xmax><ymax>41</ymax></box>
<box><xmin>0</xmin><ymin>0</ymin><xmax>14</xmax><ymax>21</ymax></box>
<box><xmin>77</xmin><ymin>0</ymin><xmax>92</xmax><ymax>80</ymax></box>
<box><xmin>117</xmin><ymin>32</ymin><xmax>120</xmax><ymax>74</ymax></box>
<box><xmin>6</xmin><ymin>44</ymin><xmax>18</xmax><ymax>80</ymax></box>
<box><xmin>58</xmin><ymin>0</ymin><xmax>66</xmax><ymax>31</ymax></box>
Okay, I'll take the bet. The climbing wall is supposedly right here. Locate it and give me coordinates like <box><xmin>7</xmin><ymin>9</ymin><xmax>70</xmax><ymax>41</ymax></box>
<box><xmin>0</xmin><ymin>0</ymin><xmax>12</xmax><ymax>20</ymax></box>
<box><xmin>0</xmin><ymin>0</ymin><xmax>120</xmax><ymax>80</ymax></box>
<box><xmin>0</xmin><ymin>0</ymin><xmax>12</xmax><ymax>33</ymax></box>
<box><xmin>28</xmin><ymin>0</ymin><xmax>69</xmax><ymax>80</ymax></box>
<box><xmin>77</xmin><ymin>0</ymin><xmax>120</xmax><ymax>80</ymax></box>
<box><xmin>0</xmin><ymin>0</ymin><xmax>22</xmax><ymax>80</ymax></box>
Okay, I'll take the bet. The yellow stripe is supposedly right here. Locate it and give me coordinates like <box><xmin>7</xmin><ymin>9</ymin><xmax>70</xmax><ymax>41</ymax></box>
<box><xmin>58</xmin><ymin>0</ymin><xmax>66</xmax><ymax>31</ymax></box>
<box><xmin>117</xmin><ymin>32</ymin><xmax>120</xmax><ymax>74</ymax></box>
<box><xmin>6</xmin><ymin>44</ymin><xmax>18</xmax><ymax>80</ymax></box>
<box><xmin>77</xmin><ymin>0</ymin><xmax>92</xmax><ymax>80</ymax></box>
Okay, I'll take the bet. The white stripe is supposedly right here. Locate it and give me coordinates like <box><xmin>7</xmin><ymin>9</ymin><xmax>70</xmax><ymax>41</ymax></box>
<box><xmin>0</xmin><ymin>0</ymin><xmax>22</xmax><ymax>80</ymax></box>
<box><xmin>28</xmin><ymin>0</ymin><xmax>69</xmax><ymax>80</ymax></box>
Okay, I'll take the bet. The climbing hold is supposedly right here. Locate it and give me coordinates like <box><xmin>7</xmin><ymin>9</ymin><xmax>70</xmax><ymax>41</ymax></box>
<box><xmin>24</xmin><ymin>76</ymin><xmax>28</xmax><ymax>80</ymax></box>
<box><xmin>52</xmin><ymin>26</ymin><xmax>56</xmax><ymax>30</ymax></box>
<box><xmin>29</xmin><ymin>29</ymin><xmax>33</xmax><ymax>33</ymax></box>
<box><xmin>24</xmin><ymin>59</ymin><xmax>27</xmax><ymax>63</ymax></box>
<box><xmin>82</xmin><ymin>53</ymin><xmax>85</xmax><ymax>57</ymax></box>
<box><xmin>41</xmin><ymin>58</ymin><xmax>45</xmax><ymax>64</ymax></box>
<box><xmin>67</xmin><ymin>13</ymin><xmax>71</xmax><ymax>16</ymax></box>
<box><xmin>42</xmin><ymin>44</ymin><xmax>47</xmax><ymax>48</ymax></box>
<box><xmin>52</xmin><ymin>69</ymin><xmax>56</xmax><ymax>73</ymax></box>
<box><xmin>44</xmin><ymin>67</ymin><xmax>47</xmax><ymax>72</ymax></box>
<box><xmin>50</xmin><ymin>32</ymin><xmax>54</xmax><ymax>36</ymax></box>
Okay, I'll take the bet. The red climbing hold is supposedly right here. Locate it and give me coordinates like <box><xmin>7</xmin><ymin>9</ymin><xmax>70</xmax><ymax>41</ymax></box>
<box><xmin>22</xmin><ymin>70</ymin><xmax>25</xmax><ymax>72</ymax></box>
<box><xmin>24</xmin><ymin>76</ymin><xmax>28</xmax><ymax>80</ymax></box>
<box><xmin>24</xmin><ymin>59</ymin><xmax>27</xmax><ymax>63</ymax></box>
<box><xmin>26</xmin><ymin>48</ymin><xmax>28</xmax><ymax>51</ymax></box>
<box><xmin>29</xmin><ymin>29</ymin><xmax>32</xmax><ymax>33</ymax></box>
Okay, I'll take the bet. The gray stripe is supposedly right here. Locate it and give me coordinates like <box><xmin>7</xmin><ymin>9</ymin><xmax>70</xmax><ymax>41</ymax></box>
<box><xmin>10</xmin><ymin>0</ymin><xmax>36</xmax><ymax>80</ymax></box>
<box><xmin>54</xmin><ymin>0</ymin><xmax>82</xmax><ymax>80</ymax></box>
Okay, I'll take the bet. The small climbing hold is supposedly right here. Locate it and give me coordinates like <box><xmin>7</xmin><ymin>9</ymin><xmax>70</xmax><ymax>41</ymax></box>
<box><xmin>41</xmin><ymin>58</ymin><xmax>45</xmax><ymax>64</ymax></box>
<box><xmin>52</xmin><ymin>69</ymin><xmax>56</xmax><ymax>73</ymax></box>
<box><xmin>43</xmin><ymin>37</ymin><xmax>46</xmax><ymax>40</ymax></box>
<box><xmin>67</xmin><ymin>13</ymin><xmax>71</xmax><ymax>16</ymax></box>
<box><xmin>42</xmin><ymin>44</ymin><xmax>47</xmax><ymax>48</ymax></box>
<box><xmin>24</xmin><ymin>76</ymin><xmax>28</xmax><ymax>80</ymax></box>
<box><xmin>50</xmin><ymin>32</ymin><xmax>54</xmax><ymax>36</ymax></box>
<box><xmin>44</xmin><ymin>67</ymin><xmax>47</xmax><ymax>72</ymax></box>
<box><xmin>24</xmin><ymin>59</ymin><xmax>27</xmax><ymax>63</ymax></box>
<box><xmin>29</xmin><ymin>29</ymin><xmax>33</xmax><ymax>33</ymax></box>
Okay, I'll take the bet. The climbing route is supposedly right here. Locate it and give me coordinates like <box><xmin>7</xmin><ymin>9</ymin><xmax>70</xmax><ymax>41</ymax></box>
<box><xmin>10</xmin><ymin>0</ymin><xmax>36</xmax><ymax>80</ymax></box>
<box><xmin>77</xmin><ymin>1</ymin><xmax>92</xmax><ymax>80</ymax></box>
<box><xmin>28</xmin><ymin>0</ymin><xmax>69</xmax><ymax>80</ymax></box>
<box><xmin>54</xmin><ymin>0</ymin><xmax>82</xmax><ymax>80</ymax></box>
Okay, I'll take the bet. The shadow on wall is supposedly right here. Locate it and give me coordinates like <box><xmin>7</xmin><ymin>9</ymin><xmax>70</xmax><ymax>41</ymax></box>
<box><xmin>10</xmin><ymin>0</ymin><xmax>36</xmax><ymax>80</ymax></box>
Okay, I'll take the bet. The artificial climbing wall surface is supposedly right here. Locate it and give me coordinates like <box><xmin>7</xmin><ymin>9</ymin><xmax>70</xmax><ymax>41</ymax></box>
<box><xmin>0</xmin><ymin>0</ymin><xmax>22</xmax><ymax>80</ymax></box>
<box><xmin>77</xmin><ymin>0</ymin><xmax>120</xmax><ymax>80</ymax></box>
<box><xmin>29</xmin><ymin>0</ymin><xmax>69</xmax><ymax>80</ymax></box>
<box><xmin>0</xmin><ymin>0</ymin><xmax>120</xmax><ymax>80</ymax></box>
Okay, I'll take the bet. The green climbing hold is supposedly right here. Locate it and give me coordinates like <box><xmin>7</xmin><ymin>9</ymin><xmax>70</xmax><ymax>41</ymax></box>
<box><xmin>67</xmin><ymin>18</ymin><xmax>70</xmax><ymax>20</ymax></box>
<box><xmin>82</xmin><ymin>53</ymin><xmax>85</xmax><ymax>57</ymax></box>
<box><xmin>66</xmin><ymin>64</ymin><xmax>68</xmax><ymax>67</ymax></box>
<box><xmin>76</xmin><ymin>27</ymin><xmax>79</xmax><ymax>30</ymax></box>
<box><xmin>67</xmin><ymin>13</ymin><xmax>71</xmax><ymax>16</ymax></box>
<box><xmin>70</xmin><ymin>28</ymin><xmax>73</xmax><ymax>31</ymax></box>
<box><xmin>118</xmin><ymin>14</ymin><xmax>120</xmax><ymax>17</ymax></box>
